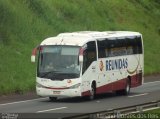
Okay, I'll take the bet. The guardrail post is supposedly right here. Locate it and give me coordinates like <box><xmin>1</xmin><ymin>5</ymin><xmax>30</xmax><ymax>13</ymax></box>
<box><xmin>114</xmin><ymin>110</ymin><xmax>121</xmax><ymax>119</ymax></box>
<box><xmin>136</xmin><ymin>106</ymin><xmax>143</xmax><ymax>113</ymax></box>
<box><xmin>157</xmin><ymin>102</ymin><xmax>160</xmax><ymax>107</ymax></box>
<box><xmin>89</xmin><ymin>113</ymin><xmax>97</xmax><ymax>119</ymax></box>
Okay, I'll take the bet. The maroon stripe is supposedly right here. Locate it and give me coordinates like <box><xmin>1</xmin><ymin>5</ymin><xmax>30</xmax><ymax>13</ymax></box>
<box><xmin>130</xmin><ymin>73</ymin><xmax>143</xmax><ymax>88</ymax></box>
<box><xmin>82</xmin><ymin>73</ymin><xmax>142</xmax><ymax>96</ymax></box>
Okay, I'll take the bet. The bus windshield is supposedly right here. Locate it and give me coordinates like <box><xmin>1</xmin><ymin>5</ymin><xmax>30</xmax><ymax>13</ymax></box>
<box><xmin>37</xmin><ymin>45</ymin><xmax>80</xmax><ymax>80</ymax></box>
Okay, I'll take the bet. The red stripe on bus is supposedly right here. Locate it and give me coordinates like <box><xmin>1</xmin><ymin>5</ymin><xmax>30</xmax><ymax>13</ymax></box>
<box><xmin>82</xmin><ymin>73</ymin><xmax>142</xmax><ymax>96</ymax></box>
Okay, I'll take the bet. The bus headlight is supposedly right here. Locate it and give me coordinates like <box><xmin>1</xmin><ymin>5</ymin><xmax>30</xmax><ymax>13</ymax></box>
<box><xmin>36</xmin><ymin>82</ymin><xmax>45</xmax><ymax>88</ymax></box>
<box><xmin>69</xmin><ymin>83</ymin><xmax>81</xmax><ymax>89</ymax></box>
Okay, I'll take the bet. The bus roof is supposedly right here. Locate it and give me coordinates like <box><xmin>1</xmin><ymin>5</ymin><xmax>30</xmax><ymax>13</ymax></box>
<box><xmin>40</xmin><ymin>31</ymin><xmax>141</xmax><ymax>46</ymax></box>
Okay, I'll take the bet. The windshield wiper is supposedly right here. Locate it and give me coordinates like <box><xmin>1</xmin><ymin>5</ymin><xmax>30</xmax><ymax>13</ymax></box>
<box><xmin>40</xmin><ymin>71</ymin><xmax>80</xmax><ymax>80</ymax></box>
<box><xmin>40</xmin><ymin>71</ymin><xmax>60</xmax><ymax>78</ymax></box>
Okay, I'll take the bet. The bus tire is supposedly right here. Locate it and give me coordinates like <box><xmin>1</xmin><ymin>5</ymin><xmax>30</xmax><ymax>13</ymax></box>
<box><xmin>89</xmin><ymin>82</ymin><xmax>96</xmax><ymax>100</ymax></box>
<box><xmin>116</xmin><ymin>79</ymin><xmax>130</xmax><ymax>95</ymax></box>
<box><xmin>123</xmin><ymin>79</ymin><xmax>131</xmax><ymax>95</ymax></box>
<box><xmin>49</xmin><ymin>97</ymin><xmax>57</xmax><ymax>101</ymax></box>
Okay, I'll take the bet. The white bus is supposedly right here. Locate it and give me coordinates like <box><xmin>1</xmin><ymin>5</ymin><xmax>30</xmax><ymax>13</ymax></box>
<box><xmin>31</xmin><ymin>31</ymin><xmax>144</xmax><ymax>101</ymax></box>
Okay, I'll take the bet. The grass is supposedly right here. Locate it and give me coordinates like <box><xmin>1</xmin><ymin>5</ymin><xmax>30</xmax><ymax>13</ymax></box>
<box><xmin>0</xmin><ymin>0</ymin><xmax>160</xmax><ymax>95</ymax></box>
<box><xmin>145</xmin><ymin>108</ymin><xmax>160</xmax><ymax>113</ymax></box>
<box><xmin>126</xmin><ymin>108</ymin><xmax>160</xmax><ymax>119</ymax></box>
<box><xmin>144</xmin><ymin>109</ymin><xmax>160</xmax><ymax>119</ymax></box>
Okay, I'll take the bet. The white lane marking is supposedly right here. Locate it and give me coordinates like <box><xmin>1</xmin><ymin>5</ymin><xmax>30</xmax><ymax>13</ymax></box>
<box><xmin>143</xmin><ymin>107</ymin><xmax>160</xmax><ymax>112</ymax></box>
<box><xmin>0</xmin><ymin>97</ymin><xmax>48</xmax><ymax>106</ymax></box>
<box><xmin>144</xmin><ymin>81</ymin><xmax>160</xmax><ymax>84</ymax></box>
<box><xmin>37</xmin><ymin>107</ymin><xmax>67</xmax><ymax>113</ymax></box>
<box><xmin>128</xmin><ymin>93</ymin><xmax>148</xmax><ymax>98</ymax></box>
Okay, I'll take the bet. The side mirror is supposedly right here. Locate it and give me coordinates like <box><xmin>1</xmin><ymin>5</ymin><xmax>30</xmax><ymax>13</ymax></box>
<box><xmin>79</xmin><ymin>55</ymin><xmax>83</xmax><ymax>62</ymax></box>
<box><xmin>31</xmin><ymin>55</ymin><xmax>36</xmax><ymax>63</ymax></box>
<box><xmin>79</xmin><ymin>47</ymin><xmax>84</xmax><ymax>63</ymax></box>
<box><xmin>31</xmin><ymin>48</ymin><xmax>37</xmax><ymax>63</ymax></box>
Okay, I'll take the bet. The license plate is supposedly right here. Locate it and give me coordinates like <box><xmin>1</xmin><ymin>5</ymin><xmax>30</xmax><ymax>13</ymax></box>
<box><xmin>53</xmin><ymin>91</ymin><xmax>61</xmax><ymax>94</ymax></box>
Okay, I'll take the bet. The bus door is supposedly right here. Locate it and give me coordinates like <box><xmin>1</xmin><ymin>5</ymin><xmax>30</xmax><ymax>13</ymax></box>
<box><xmin>81</xmin><ymin>41</ymin><xmax>97</xmax><ymax>94</ymax></box>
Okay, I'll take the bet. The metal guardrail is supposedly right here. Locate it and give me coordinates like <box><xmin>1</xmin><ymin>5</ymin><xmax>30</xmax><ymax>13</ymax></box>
<box><xmin>63</xmin><ymin>100</ymin><xmax>160</xmax><ymax>119</ymax></box>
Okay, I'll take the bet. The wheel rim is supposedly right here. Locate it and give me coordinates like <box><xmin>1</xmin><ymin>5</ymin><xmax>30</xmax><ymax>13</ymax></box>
<box><xmin>126</xmin><ymin>82</ymin><xmax>130</xmax><ymax>93</ymax></box>
<box><xmin>90</xmin><ymin>85</ymin><xmax>95</xmax><ymax>99</ymax></box>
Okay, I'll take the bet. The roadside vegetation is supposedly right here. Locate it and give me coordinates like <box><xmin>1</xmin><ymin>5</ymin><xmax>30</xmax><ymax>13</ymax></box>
<box><xmin>145</xmin><ymin>108</ymin><xmax>160</xmax><ymax>113</ymax></box>
<box><xmin>131</xmin><ymin>108</ymin><xmax>160</xmax><ymax>118</ymax></box>
<box><xmin>0</xmin><ymin>0</ymin><xmax>160</xmax><ymax>95</ymax></box>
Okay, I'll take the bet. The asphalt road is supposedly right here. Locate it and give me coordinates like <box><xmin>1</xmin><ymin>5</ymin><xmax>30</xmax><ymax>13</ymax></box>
<box><xmin>0</xmin><ymin>76</ymin><xmax>160</xmax><ymax>118</ymax></box>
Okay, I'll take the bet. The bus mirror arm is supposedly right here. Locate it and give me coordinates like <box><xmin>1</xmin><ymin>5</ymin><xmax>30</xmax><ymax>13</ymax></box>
<box><xmin>31</xmin><ymin>55</ymin><xmax>36</xmax><ymax>63</ymax></box>
<box><xmin>31</xmin><ymin>47</ymin><xmax>38</xmax><ymax>63</ymax></box>
<box><xmin>79</xmin><ymin>55</ymin><xmax>83</xmax><ymax>62</ymax></box>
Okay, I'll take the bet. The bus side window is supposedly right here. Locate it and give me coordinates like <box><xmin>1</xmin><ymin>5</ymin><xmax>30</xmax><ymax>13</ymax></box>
<box><xmin>107</xmin><ymin>39</ymin><xmax>127</xmax><ymax>57</ymax></box>
<box><xmin>97</xmin><ymin>40</ymin><xmax>106</xmax><ymax>58</ymax></box>
<box><xmin>126</xmin><ymin>37</ymin><xmax>137</xmax><ymax>54</ymax></box>
<box><xmin>126</xmin><ymin>46</ymin><xmax>133</xmax><ymax>55</ymax></box>
<box><xmin>136</xmin><ymin>36</ymin><xmax>143</xmax><ymax>54</ymax></box>
<box><xmin>130</xmin><ymin>36</ymin><xmax>142</xmax><ymax>54</ymax></box>
<box><xmin>82</xmin><ymin>41</ymin><xmax>97</xmax><ymax>74</ymax></box>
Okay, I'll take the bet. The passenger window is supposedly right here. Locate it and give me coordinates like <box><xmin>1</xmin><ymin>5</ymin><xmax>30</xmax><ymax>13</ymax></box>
<box><xmin>82</xmin><ymin>41</ymin><xmax>97</xmax><ymax>74</ymax></box>
<box><xmin>136</xmin><ymin>36</ymin><xmax>143</xmax><ymax>54</ymax></box>
<box><xmin>110</xmin><ymin>47</ymin><xmax>126</xmax><ymax>57</ymax></box>
<box><xmin>97</xmin><ymin>36</ymin><xmax>142</xmax><ymax>58</ymax></box>
<box><xmin>126</xmin><ymin>46</ymin><xmax>133</xmax><ymax>55</ymax></box>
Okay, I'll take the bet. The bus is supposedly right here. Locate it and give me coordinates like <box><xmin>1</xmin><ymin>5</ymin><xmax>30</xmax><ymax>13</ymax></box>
<box><xmin>31</xmin><ymin>31</ymin><xmax>144</xmax><ymax>101</ymax></box>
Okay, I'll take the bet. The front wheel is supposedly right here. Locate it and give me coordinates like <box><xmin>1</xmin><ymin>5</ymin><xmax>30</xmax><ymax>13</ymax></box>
<box><xmin>89</xmin><ymin>83</ymin><xmax>96</xmax><ymax>100</ymax></box>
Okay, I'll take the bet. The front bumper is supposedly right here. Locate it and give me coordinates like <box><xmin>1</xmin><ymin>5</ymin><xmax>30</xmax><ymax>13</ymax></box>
<box><xmin>36</xmin><ymin>87</ymin><xmax>81</xmax><ymax>98</ymax></box>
